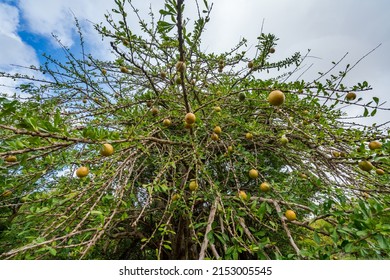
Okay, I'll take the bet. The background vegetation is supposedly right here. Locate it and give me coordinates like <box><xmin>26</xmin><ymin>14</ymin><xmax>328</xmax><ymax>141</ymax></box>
<box><xmin>0</xmin><ymin>0</ymin><xmax>389</xmax><ymax>259</ymax></box>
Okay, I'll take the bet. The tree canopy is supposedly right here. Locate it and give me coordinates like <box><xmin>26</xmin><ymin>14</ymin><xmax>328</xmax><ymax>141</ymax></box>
<box><xmin>0</xmin><ymin>0</ymin><xmax>389</xmax><ymax>260</ymax></box>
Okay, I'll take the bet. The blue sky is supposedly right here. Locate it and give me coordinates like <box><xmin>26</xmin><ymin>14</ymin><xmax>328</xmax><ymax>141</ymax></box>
<box><xmin>1</xmin><ymin>0</ymin><xmax>389</xmax><ymax>127</ymax></box>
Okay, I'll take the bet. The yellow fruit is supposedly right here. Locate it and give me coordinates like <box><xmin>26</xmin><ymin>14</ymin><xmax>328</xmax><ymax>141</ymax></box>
<box><xmin>172</xmin><ymin>193</ymin><xmax>180</xmax><ymax>201</ymax></box>
<box><xmin>1</xmin><ymin>190</ymin><xmax>12</xmax><ymax>197</ymax></box>
<box><xmin>280</xmin><ymin>135</ymin><xmax>289</xmax><ymax>145</ymax></box>
<box><xmin>332</xmin><ymin>151</ymin><xmax>341</xmax><ymax>157</ymax></box>
<box><xmin>211</xmin><ymin>133</ymin><xmax>219</xmax><ymax>141</ymax></box>
<box><xmin>368</xmin><ymin>141</ymin><xmax>382</xmax><ymax>150</ymax></box>
<box><xmin>213</xmin><ymin>106</ymin><xmax>222</xmax><ymax>112</ymax></box>
<box><xmin>151</xmin><ymin>107</ymin><xmax>159</xmax><ymax>116</ymax></box>
<box><xmin>358</xmin><ymin>160</ymin><xmax>374</xmax><ymax>172</ymax></box>
<box><xmin>163</xmin><ymin>118</ymin><xmax>172</xmax><ymax>127</ymax></box>
<box><xmin>227</xmin><ymin>146</ymin><xmax>233</xmax><ymax>153</ymax></box>
<box><xmin>268</xmin><ymin>90</ymin><xmax>285</xmax><ymax>106</ymax></box>
<box><xmin>101</xmin><ymin>69</ymin><xmax>107</xmax><ymax>75</ymax></box>
<box><xmin>213</xmin><ymin>126</ymin><xmax>222</xmax><ymax>135</ymax></box>
<box><xmin>175</xmin><ymin>61</ymin><xmax>186</xmax><ymax>73</ymax></box>
<box><xmin>189</xmin><ymin>180</ymin><xmax>198</xmax><ymax>191</ymax></box>
<box><xmin>120</xmin><ymin>66</ymin><xmax>129</xmax><ymax>73</ymax></box>
<box><xmin>100</xmin><ymin>143</ymin><xmax>114</xmax><ymax>157</ymax></box>
<box><xmin>185</xmin><ymin>112</ymin><xmax>196</xmax><ymax>124</ymax></box>
<box><xmin>260</xmin><ymin>182</ymin><xmax>271</xmax><ymax>192</ymax></box>
<box><xmin>376</xmin><ymin>168</ymin><xmax>385</xmax><ymax>175</ymax></box>
<box><xmin>285</xmin><ymin>210</ymin><xmax>296</xmax><ymax>221</ymax></box>
<box><xmin>299</xmin><ymin>173</ymin><xmax>308</xmax><ymax>179</ymax></box>
<box><xmin>249</xmin><ymin>169</ymin><xmax>259</xmax><ymax>179</ymax></box>
<box><xmin>238</xmin><ymin>190</ymin><xmax>248</xmax><ymax>200</ymax></box>
<box><xmin>248</xmin><ymin>61</ymin><xmax>254</xmax><ymax>69</ymax></box>
<box><xmin>5</xmin><ymin>155</ymin><xmax>17</xmax><ymax>162</ymax></box>
<box><xmin>245</xmin><ymin>132</ymin><xmax>253</xmax><ymax>140</ymax></box>
<box><xmin>346</xmin><ymin>92</ymin><xmax>357</xmax><ymax>101</ymax></box>
<box><xmin>76</xmin><ymin>166</ymin><xmax>89</xmax><ymax>178</ymax></box>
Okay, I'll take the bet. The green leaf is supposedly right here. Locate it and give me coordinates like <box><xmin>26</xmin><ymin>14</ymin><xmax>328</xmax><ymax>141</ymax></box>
<box><xmin>47</xmin><ymin>247</ymin><xmax>57</xmax><ymax>256</ymax></box>
<box><xmin>313</xmin><ymin>231</ymin><xmax>321</xmax><ymax>244</ymax></box>
<box><xmin>375</xmin><ymin>235</ymin><xmax>388</xmax><ymax>250</ymax></box>
<box><xmin>207</xmin><ymin>230</ymin><xmax>215</xmax><ymax>244</ymax></box>
<box><xmin>344</xmin><ymin>242</ymin><xmax>354</xmax><ymax>253</ymax></box>
<box><xmin>363</xmin><ymin>108</ymin><xmax>369</xmax><ymax>117</ymax></box>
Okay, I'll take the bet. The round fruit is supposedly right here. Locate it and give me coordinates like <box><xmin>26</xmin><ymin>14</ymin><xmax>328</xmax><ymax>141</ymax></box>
<box><xmin>269</xmin><ymin>47</ymin><xmax>276</xmax><ymax>54</ymax></box>
<box><xmin>5</xmin><ymin>155</ymin><xmax>17</xmax><ymax>162</ymax></box>
<box><xmin>346</xmin><ymin>92</ymin><xmax>357</xmax><ymax>101</ymax></box>
<box><xmin>163</xmin><ymin>118</ymin><xmax>172</xmax><ymax>127</ymax></box>
<box><xmin>175</xmin><ymin>77</ymin><xmax>182</xmax><ymax>84</ymax></box>
<box><xmin>213</xmin><ymin>106</ymin><xmax>222</xmax><ymax>112</ymax></box>
<box><xmin>332</xmin><ymin>151</ymin><xmax>341</xmax><ymax>157</ymax></box>
<box><xmin>227</xmin><ymin>146</ymin><xmax>233</xmax><ymax>153</ymax></box>
<box><xmin>100</xmin><ymin>143</ymin><xmax>114</xmax><ymax>157</ymax></box>
<box><xmin>280</xmin><ymin>135</ymin><xmax>289</xmax><ymax>145</ymax></box>
<box><xmin>175</xmin><ymin>61</ymin><xmax>186</xmax><ymax>73</ymax></box>
<box><xmin>358</xmin><ymin>160</ymin><xmax>374</xmax><ymax>172</ymax></box>
<box><xmin>368</xmin><ymin>141</ymin><xmax>382</xmax><ymax>150</ymax></box>
<box><xmin>172</xmin><ymin>193</ymin><xmax>180</xmax><ymax>201</ymax></box>
<box><xmin>185</xmin><ymin>113</ymin><xmax>196</xmax><ymax>124</ymax></box>
<box><xmin>268</xmin><ymin>90</ymin><xmax>285</xmax><ymax>106</ymax></box>
<box><xmin>238</xmin><ymin>190</ymin><xmax>248</xmax><ymax>200</ymax></box>
<box><xmin>76</xmin><ymin>166</ymin><xmax>89</xmax><ymax>178</ymax></box>
<box><xmin>248</xmin><ymin>61</ymin><xmax>254</xmax><ymax>69</ymax></box>
<box><xmin>285</xmin><ymin>210</ymin><xmax>297</xmax><ymax>221</ymax></box>
<box><xmin>249</xmin><ymin>169</ymin><xmax>259</xmax><ymax>179</ymax></box>
<box><xmin>239</xmin><ymin>92</ymin><xmax>246</xmax><ymax>101</ymax></box>
<box><xmin>189</xmin><ymin>180</ymin><xmax>198</xmax><ymax>191</ymax></box>
<box><xmin>376</xmin><ymin>168</ymin><xmax>385</xmax><ymax>175</ymax></box>
<box><xmin>211</xmin><ymin>133</ymin><xmax>219</xmax><ymax>141</ymax></box>
<box><xmin>120</xmin><ymin>66</ymin><xmax>129</xmax><ymax>73</ymax></box>
<box><xmin>213</xmin><ymin>126</ymin><xmax>222</xmax><ymax>135</ymax></box>
<box><xmin>260</xmin><ymin>182</ymin><xmax>271</xmax><ymax>192</ymax></box>
<box><xmin>151</xmin><ymin>107</ymin><xmax>159</xmax><ymax>116</ymax></box>
<box><xmin>160</xmin><ymin>71</ymin><xmax>167</xmax><ymax>79</ymax></box>
<box><xmin>245</xmin><ymin>132</ymin><xmax>253</xmax><ymax>140</ymax></box>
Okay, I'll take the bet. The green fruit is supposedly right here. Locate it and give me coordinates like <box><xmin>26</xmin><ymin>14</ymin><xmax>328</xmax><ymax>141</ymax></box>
<box><xmin>280</xmin><ymin>135</ymin><xmax>289</xmax><ymax>145</ymax></box>
<box><xmin>189</xmin><ymin>180</ymin><xmax>198</xmax><ymax>191</ymax></box>
<box><xmin>358</xmin><ymin>160</ymin><xmax>374</xmax><ymax>172</ymax></box>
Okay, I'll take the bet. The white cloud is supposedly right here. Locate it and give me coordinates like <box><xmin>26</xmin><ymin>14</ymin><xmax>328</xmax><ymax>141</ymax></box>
<box><xmin>0</xmin><ymin>3</ymin><xmax>39</xmax><ymax>96</ymax></box>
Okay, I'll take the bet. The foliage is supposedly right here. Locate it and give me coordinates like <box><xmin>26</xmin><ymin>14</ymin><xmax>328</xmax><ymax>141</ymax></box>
<box><xmin>0</xmin><ymin>0</ymin><xmax>389</xmax><ymax>260</ymax></box>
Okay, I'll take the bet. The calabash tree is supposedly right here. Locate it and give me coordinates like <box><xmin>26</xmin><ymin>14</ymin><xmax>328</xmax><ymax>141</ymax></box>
<box><xmin>0</xmin><ymin>0</ymin><xmax>389</xmax><ymax>260</ymax></box>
